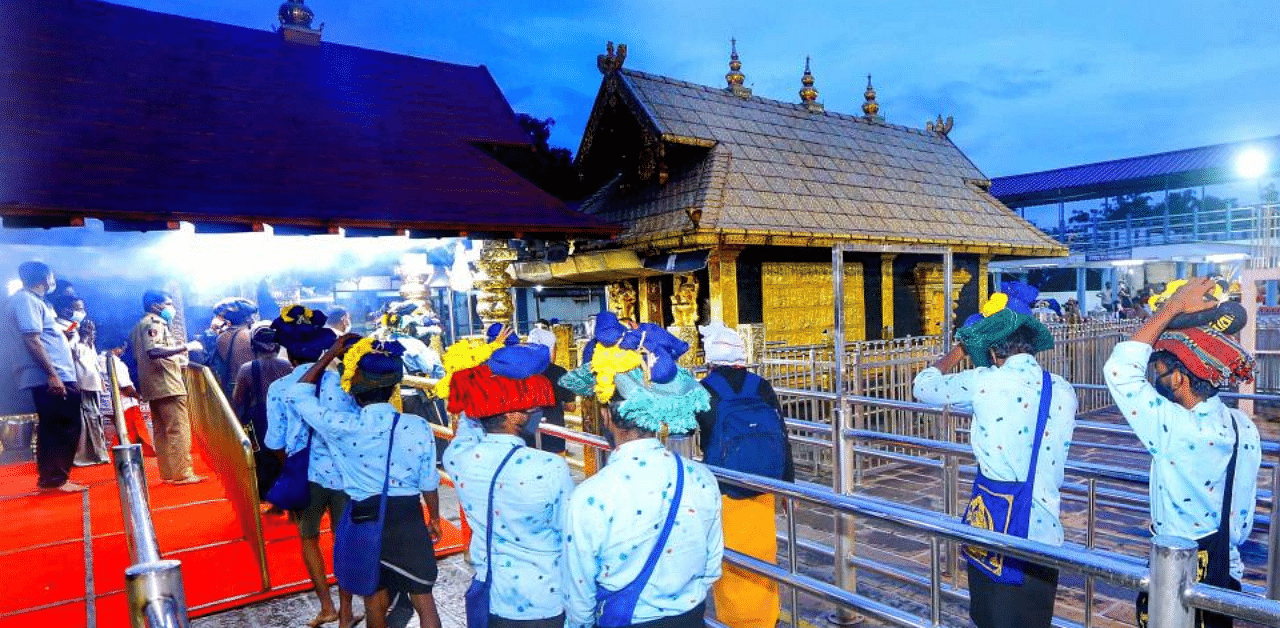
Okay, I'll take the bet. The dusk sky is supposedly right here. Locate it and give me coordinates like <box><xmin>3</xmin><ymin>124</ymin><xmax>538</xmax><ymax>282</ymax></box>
<box><xmin>110</xmin><ymin>0</ymin><xmax>1280</xmax><ymax>180</ymax></box>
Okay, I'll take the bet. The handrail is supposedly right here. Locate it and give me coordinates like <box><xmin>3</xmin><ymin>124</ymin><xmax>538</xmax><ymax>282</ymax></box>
<box><xmin>106</xmin><ymin>358</ymin><xmax>190</xmax><ymax>628</ymax></box>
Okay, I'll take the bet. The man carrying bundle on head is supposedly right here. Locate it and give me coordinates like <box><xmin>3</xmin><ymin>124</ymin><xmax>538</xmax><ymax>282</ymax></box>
<box><xmin>559</xmin><ymin>324</ymin><xmax>723</xmax><ymax>628</ymax></box>
<box><xmin>285</xmin><ymin>334</ymin><xmax>443</xmax><ymax>628</ymax></box>
<box><xmin>1105</xmin><ymin>278</ymin><xmax>1260</xmax><ymax>628</ymax></box>
<box><xmin>437</xmin><ymin>325</ymin><xmax>575</xmax><ymax>628</ymax></box>
<box><xmin>912</xmin><ymin>285</ymin><xmax>1076</xmax><ymax>628</ymax></box>
<box><xmin>263</xmin><ymin>306</ymin><xmax>361</xmax><ymax>628</ymax></box>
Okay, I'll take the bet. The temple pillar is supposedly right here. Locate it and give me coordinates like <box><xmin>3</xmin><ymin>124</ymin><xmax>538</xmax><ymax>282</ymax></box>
<box><xmin>880</xmin><ymin>254</ymin><xmax>897</xmax><ymax>339</ymax></box>
<box><xmin>552</xmin><ymin>323</ymin><xmax>576</xmax><ymax>368</ymax></box>
<box><xmin>978</xmin><ymin>254</ymin><xmax>991</xmax><ymax>305</ymax></box>
<box><xmin>912</xmin><ymin>263</ymin><xmax>972</xmax><ymax>337</ymax></box>
<box><xmin>707</xmin><ymin>246</ymin><xmax>743</xmax><ymax>326</ymax></box>
<box><xmin>638</xmin><ymin>276</ymin><xmax>665</xmax><ymax>325</ymax></box>
<box><xmin>738</xmin><ymin>323</ymin><xmax>766</xmax><ymax>365</ymax></box>
<box><xmin>474</xmin><ymin>240</ymin><xmax>516</xmax><ymax>328</ymax></box>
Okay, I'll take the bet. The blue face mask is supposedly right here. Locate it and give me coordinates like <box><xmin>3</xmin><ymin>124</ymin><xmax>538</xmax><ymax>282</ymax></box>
<box><xmin>159</xmin><ymin>306</ymin><xmax>176</xmax><ymax>323</ymax></box>
<box><xmin>1152</xmin><ymin>370</ymin><xmax>1178</xmax><ymax>403</ymax></box>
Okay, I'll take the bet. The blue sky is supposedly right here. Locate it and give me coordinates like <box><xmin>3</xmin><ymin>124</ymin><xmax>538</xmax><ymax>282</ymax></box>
<box><xmin>111</xmin><ymin>0</ymin><xmax>1280</xmax><ymax>179</ymax></box>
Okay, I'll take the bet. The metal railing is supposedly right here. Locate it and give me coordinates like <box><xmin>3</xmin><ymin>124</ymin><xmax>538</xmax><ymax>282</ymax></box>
<box><xmin>106</xmin><ymin>357</ymin><xmax>190</xmax><ymax>628</ymax></box>
<box><xmin>1033</xmin><ymin>202</ymin><xmax>1280</xmax><ymax>254</ymax></box>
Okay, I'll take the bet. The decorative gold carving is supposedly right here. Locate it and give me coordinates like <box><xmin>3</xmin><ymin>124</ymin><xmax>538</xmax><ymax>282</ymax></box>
<box><xmin>862</xmin><ymin>74</ymin><xmax>882</xmax><ymax>122</ymax></box>
<box><xmin>737</xmin><ymin>323</ymin><xmax>766</xmax><ymax>366</ymax></box>
<box><xmin>912</xmin><ymin>262</ymin><xmax>972</xmax><ymax>336</ymax></box>
<box><xmin>927</xmin><ymin>114</ymin><xmax>954</xmax><ymax>137</ymax></box>
<box><xmin>597</xmin><ymin>41</ymin><xmax>627</xmax><ymax>75</ymax></box>
<box><xmin>761</xmin><ymin>262</ymin><xmax>865</xmax><ymax>346</ymax></box>
<box><xmin>978</xmin><ymin>255</ymin><xmax>992</xmax><ymax>308</ymax></box>
<box><xmin>553</xmin><ymin>324</ymin><xmax>576</xmax><ymax>368</ymax></box>
<box><xmin>671</xmin><ymin>274</ymin><xmax>699</xmax><ymax>327</ymax></box>
<box><xmin>667</xmin><ymin>324</ymin><xmax>700</xmax><ymax>368</ymax></box>
<box><xmin>607</xmin><ymin>279</ymin><xmax>638</xmax><ymax>322</ymax></box>
<box><xmin>880</xmin><ymin>254</ymin><xmax>898</xmax><ymax>339</ymax></box>
<box><xmin>474</xmin><ymin>241</ymin><xmax>517</xmax><ymax>327</ymax></box>
<box><xmin>725</xmin><ymin>38</ymin><xmax>752</xmax><ymax>98</ymax></box>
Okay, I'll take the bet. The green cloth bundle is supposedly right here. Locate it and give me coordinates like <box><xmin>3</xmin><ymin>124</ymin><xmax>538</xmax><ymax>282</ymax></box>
<box><xmin>955</xmin><ymin>308</ymin><xmax>1054</xmax><ymax>367</ymax></box>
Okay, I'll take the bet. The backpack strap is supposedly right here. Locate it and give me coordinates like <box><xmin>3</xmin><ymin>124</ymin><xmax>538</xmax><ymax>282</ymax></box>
<box><xmin>704</xmin><ymin>370</ymin><xmax>751</xmax><ymax>401</ymax></box>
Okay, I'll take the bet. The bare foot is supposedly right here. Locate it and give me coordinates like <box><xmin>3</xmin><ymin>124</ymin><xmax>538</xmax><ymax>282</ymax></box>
<box><xmin>307</xmin><ymin>610</ymin><xmax>339</xmax><ymax>627</ymax></box>
<box><xmin>40</xmin><ymin>481</ymin><xmax>88</xmax><ymax>493</ymax></box>
<box><xmin>170</xmin><ymin>475</ymin><xmax>205</xmax><ymax>485</ymax></box>
<box><xmin>338</xmin><ymin>614</ymin><xmax>364</xmax><ymax>628</ymax></box>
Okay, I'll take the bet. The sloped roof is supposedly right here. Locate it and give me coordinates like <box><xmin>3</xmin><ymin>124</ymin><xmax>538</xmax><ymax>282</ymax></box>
<box><xmin>0</xmin><ymin>0</ymin><xmax>616</xmax><ymax>238</ymax></box>
<box><xmin>989</xmin><ymin>134</ymin><xmax>1280</xmax><ymax>207</ymax></box>
<box><xmin>579</xmin><ymin>69</ymin><xmax>1063</xmax><ymax>256</ymax></box>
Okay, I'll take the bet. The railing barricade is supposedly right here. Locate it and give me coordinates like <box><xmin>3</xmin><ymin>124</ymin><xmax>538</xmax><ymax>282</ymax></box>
<box><xmin>106</xmin><ymin>357</ymin><xmax>190</xmax><ymax>628</ymax></box>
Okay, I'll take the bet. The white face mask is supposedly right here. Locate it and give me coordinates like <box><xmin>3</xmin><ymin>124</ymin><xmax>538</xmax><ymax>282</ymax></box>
<box><xmin>70</xmin><ymin>310</ymin><xmax>86</xmax><ymax>323</ymax></box>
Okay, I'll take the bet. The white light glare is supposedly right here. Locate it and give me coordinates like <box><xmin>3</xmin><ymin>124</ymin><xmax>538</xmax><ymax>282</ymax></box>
<box><xmin>1111</xmin><ymin>259</ymin><xmax>1146</xmax><ymax>267</ymax></box>
<box><xmin>1236</xmin><ymin>148</ymin><xmax>1269</xmax><ymax>179</ymax></box>
<box><xmin>6</xmin><ymin>279</ymin><xmax>21</xmax><ymax>296</ymax></box>
<box><xmin>1205</xmin><ymin>253</ymin><xmax>1249</xmax><ymax>264</ymax></box>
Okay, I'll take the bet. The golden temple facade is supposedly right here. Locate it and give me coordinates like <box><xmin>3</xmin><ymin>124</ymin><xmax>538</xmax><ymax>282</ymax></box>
<box><xmin>524</xmin><ymin>44</ymin><xmax>1065</xmax><ymax>348</ymax></box>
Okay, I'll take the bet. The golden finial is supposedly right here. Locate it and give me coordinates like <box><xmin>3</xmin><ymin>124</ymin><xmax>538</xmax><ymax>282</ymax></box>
<box><xmin>799</xmin><ymin>57</ymin><xmax>823</xmax><ymax>113</ymax></box>
<box><xmin>862</xmin><ymin>74</ymin><xmax>882</xmax><ymax>122</ymax></box>
<box><xmin>725</xmin><ymin>38</ymin><xmax>752</xmax><ymax>98</ymax></box>
<box><xmin>927</xmin><ymin>114</ymin><xmax>955</xmax><ymax>137</ymax></box>
<box><xmin>597</xmin><ymin>41</ymin><xmax>628</xmax><ymax>75</ymax></box>
<box><xmin>277</xmin><ymin>0</ymin><xmax>322</xmax><ymax>45</ymax></box>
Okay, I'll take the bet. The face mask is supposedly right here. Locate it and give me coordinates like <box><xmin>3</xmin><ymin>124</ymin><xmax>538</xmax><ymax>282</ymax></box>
<box><xmin>519</xmin><ymin>408</ymin><xmax>545</xmax><ymax>441</ymax></box>
<box><xmin>70</xmin><ymin>310</ymin><xmax>86</xmax><ymax>323</ymax></box>
<box><xmin>159</xmin><ymin>306</ymin><xmax>176</xmax><ymax>322</ymax></box>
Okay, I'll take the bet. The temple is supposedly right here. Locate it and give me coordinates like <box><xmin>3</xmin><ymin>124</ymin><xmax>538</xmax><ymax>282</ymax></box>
<box><xmin>537</xmin><ymin>42</ymin><xmax>1065</xmax><ymax>349</ymax></box>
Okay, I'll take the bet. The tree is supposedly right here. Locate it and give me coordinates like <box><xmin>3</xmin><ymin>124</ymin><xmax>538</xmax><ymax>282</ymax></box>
<box><xmin>481</xmin><ymin>114</ymin><xmax>583</xmax><ymax>201</ymax></box>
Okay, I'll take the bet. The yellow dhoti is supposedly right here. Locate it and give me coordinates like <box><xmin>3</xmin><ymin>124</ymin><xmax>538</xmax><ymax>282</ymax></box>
<box><xmin>714</xmin><ymin>493</ymin><xmax>780</xmax><ymax>628</ymax></box>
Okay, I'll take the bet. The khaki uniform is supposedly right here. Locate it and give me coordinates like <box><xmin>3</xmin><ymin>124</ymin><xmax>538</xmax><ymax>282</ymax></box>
<box><xmin>130</xmin><ymin>312</ymin><xmax>193</xmax><ymax>480</ymax></box>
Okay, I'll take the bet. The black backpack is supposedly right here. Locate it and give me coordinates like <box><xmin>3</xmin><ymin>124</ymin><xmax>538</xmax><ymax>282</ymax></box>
<box><xmin>702</xmin><ymin>371</ymin><xmax>787</xmax><ymax>498</ymax></box>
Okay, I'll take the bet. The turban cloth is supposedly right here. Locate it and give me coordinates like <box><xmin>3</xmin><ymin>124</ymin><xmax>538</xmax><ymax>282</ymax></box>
<box><xmin>956</xmin><ymin>308</ymin><xmax>1054</xmax><ymax>368</ymax></box>
<box><xmin>1154</xmin><ymin>328</ymin><xmax>1255</xmax><ymax>388</ymax></box>
<box><xmin>699</xmin><ymin>321</ymin><xmax>747</xmax><ymax>366</ymax></box>
<box><xmin>272</xmin><ymin>305</ymin><xmax>335</xmax><ymax>363</ymax></box>
<box><xmin>447</xmin><ymin>364</ymin><xmax>554</xmax><ymax>418</ymax></box>
<box><xmin>341</xmin><ymin>338</ymin><xmax>406</xmax><ymax>395</ymax></box>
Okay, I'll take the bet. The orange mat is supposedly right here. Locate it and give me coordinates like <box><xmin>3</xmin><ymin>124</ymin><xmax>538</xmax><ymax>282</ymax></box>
<box><xmin>0</xmin><ymin>450</ymin><xmax>467</xmax><ymax>627</ymax></box>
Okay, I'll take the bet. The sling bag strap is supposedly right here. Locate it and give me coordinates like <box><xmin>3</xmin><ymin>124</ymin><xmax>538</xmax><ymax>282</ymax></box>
<box><xmin>375</xmin><ymin>413</ymin><xmax>404</xmax><ymax>522</ymax></box>
<box><xmin>1024</xmin><ymin>370</ymin><xmax>1054</xmax><ymax>485</ymax></box>
<box><xmin>483</xmin><ymin>446</ymin><xmax>523</xmax><ymax>586</ymax></box>
<box><xmin>630</xmin><ymin>452</ymin><xmax>686</xmax><ymax>595</ymax></box>
<box><xmin>1218</xmin><ymin>417</ymin><xmax>1241</xmax><ymax>541</ymax></box>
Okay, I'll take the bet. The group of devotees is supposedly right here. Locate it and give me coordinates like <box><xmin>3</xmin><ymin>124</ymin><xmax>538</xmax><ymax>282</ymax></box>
<box><xmin>6</xmin><ymin>255</ymin><xmax>1259</xmax><ymax>628</ymax></box>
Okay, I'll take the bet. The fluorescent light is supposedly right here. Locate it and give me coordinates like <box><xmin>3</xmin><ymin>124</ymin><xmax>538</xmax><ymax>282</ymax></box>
<box><xmin>1236</xmin><ymin>148</ymin><xmax>1269</xmax><ymax>179</ymax></box>
<box><xmin>1205</xmin><ymin>253</ymin><xmax>1249</xmax><ymax>264</ymax></box>
<box><xmin>1111</xmin><ymin>259</ymin><xmax>1146</xmax><ymax>267</ymax></box>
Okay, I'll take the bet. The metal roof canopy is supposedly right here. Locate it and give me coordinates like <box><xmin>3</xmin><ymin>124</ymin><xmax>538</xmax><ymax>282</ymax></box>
<box><xmin>990</xmin><ymin>134</ymin><xmax>1280</xmax><ymax>208</ymax></box>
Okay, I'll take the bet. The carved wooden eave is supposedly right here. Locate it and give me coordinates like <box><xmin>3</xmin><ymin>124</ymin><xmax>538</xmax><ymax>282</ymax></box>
<box><xmin>577</xmin><ymin>71</ymin><xmax>717</xmax><ymax>187</ymax></box>
<box><xmin>606</xmin><ymin>229</ymin><xmax>1067</xmax><ymax>259</ymax></box>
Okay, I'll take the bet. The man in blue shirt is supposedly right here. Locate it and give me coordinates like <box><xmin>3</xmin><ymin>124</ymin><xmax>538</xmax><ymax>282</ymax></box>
<box><xmin>440</xmin><ymin>328</ymin><xmax>573</xmax><ymax>628</ymax></box>
<box><xmin>560</xmin><ymin>329</ymin><xmax>722</xmax><ymax>628</ymax></box>
<box><xmin>3</xmin><ymin>261</ymin><xmax>82</xmax><ymax>491</ymax></box>
<box><xmin>286</xmin><ymin>335</ymin><xmax>442</xmax><ymax>628</ymax></box>
<box><xmin>1105</xmin><ymin>278</ymin><xmax>1260</xmax><ymax>628</ymax></box>
<box><xmin>265</xmin><ymin>306</ymin><xmax>361</xmax><ymax>628</ymax></box>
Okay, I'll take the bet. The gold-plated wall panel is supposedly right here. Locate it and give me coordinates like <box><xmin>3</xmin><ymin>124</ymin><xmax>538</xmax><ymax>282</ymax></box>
<box><xmin>762</xmin><ymin>262</ymin><xmax>865</xmax><ymax>346</ymax></box>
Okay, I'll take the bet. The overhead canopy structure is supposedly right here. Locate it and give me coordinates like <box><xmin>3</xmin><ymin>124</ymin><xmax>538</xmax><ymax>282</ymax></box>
<box><xmin>990</xmin><ymin>134</ymin><xmax>1280</xmax><ymax>208</ymax></box>
<box><xmin>0</xmin><ymin>0</ymin><xmax>617</xmax><ymax>240</ymax></box>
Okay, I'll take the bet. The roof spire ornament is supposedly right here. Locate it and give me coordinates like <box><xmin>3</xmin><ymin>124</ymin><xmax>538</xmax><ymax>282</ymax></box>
<box><xmin>799</xmin><ymin>56</ymin><xmax>824</xmax><ymax>113</ymax></box>
<box><xmin>862</xmin><ymin>74</ymin><xmax>883</xmax><ymax>122</ymax></box>
<box><xmin>725</xmin><ymin>38</ymin><xmax>752</xmax><ymax>99</ymax></box>
<box><xmin>277</xmin><ymin>0</ymin><xmax>322</xmax><ymax>45</ymax></box>
<box><xmin>927</xmin><ymin>114</ymin><xmax>955</xmax><ymax>137</ymax></box>
<box><xmin>597</xmin><ymin>41</ymin><xmax>627</xmax><ymax>75</ymax></box>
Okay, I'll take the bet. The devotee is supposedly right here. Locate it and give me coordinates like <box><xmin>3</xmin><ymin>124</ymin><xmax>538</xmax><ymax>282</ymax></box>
<box><xmin>695</xmin><ymin>321</ymin><xmax>792</xmax><ymax>628</ymax></box>
<box><xmin>439</xmin><ymin>325</ymin><xmax>574</xmax><ymax>628</ymax></box>
<box><xmin>49</xmin><ymin>296</ymin><xmax>109</xmax><ymax>466</ymax></box>
<box><xmin>264</xmin><ymin>306</ymin><xmax>361</xmax><ymax>628</ymax></box>
<box><xmin>98</xmin><ymin>334</ymin><xmax>154</xmax><ymax>455</ymax></box>
<box><xmin>4</xmin><ymin>261</ymin><xmax>82</xmax><ymax>491</ymax></box>
<box><xmin>1104</xmin><ymin>277</ymin><xmax>1259</xmax><ymax>628</ymax></box>
<box><xmin>912</xmin><ymin>296</ymin><xmax>1075</xmax><ymax>628</ymax></box>
<box><xmin>130</xmin><ymin>289</ymin><xmax>203</xmax><ymax>485</ymax></box>
<box><xmin>286</xmin><ymin>335</ymin><xmax>443</xmax><ymax>628</ymax></box>
<box><xmin>560</xmin><ymin>327</ymin><xmax>722</xmax><ymax>628</ymax></box>
<box><xmin>327</xmin><ymin>306</ymin><xmax>352</xmax><ymax>335</ymax></box>
<box><xmin>232</xmin><ymin>326</ymin><xmax>292</xmax><ymax>500</ymax></box>
<box><xmin>526</xmin><ymin>320</ymin><xmax>574</xmax><ymax>453</ymax></box>
<box><xmin>212</xmin><ymin>298</ymin><xmax>258</xmax><ymax>397</ymax></box>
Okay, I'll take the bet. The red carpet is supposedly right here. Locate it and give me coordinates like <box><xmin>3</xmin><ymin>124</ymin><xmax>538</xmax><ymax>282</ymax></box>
<box><xmin>0</xmin><ymin>450</ymin><xmax>467</xmax><ymax>628</ymax></box>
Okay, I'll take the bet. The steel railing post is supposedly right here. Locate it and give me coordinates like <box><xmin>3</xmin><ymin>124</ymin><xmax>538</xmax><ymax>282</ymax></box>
<box><xmin>829</xmin><ymin>246</ymin><xmax>857</xmax><ymax>625</ymax></box>
<box><xmin>114</xmin><ymin>443</ymin><xmax>160</xmax><ymax>564</ymax></box>
<box><xmin>1148</xmin><ymin>535</ymin><xmax>1197</xmax><ymax>628</ymax></box>
<box><xmin>1268</xmin><ymin>462</ymin><xmax>1280</xmax><ymax>600</ymax></box>
<box><xmin>126</xmin><ymin>560</ymin><xmax>190</xmax><ymax>628</ymax></box>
